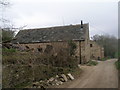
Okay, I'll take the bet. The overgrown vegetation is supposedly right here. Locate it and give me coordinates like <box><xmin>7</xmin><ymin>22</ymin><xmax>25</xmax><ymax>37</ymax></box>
<box><xmin>68</xmin><ymin>40</ymin><xmax>77</xmax><ymax>56</ymax></box>
<box><xmin>1</xmin><ymin>0</ymin><xmax>15</xmax><ymax>42</ymax></box>
<box><xmin>101</xmin><ymin>57</ymin><xmax>111</xmax><ymax>61</ymax></box>
<box><xmin>87</xmin><ymin>60</ymin><xmax>98</xmax><ymax>66</ymax></box>
<box><xmin>2</xmin><ymin>41</ymin><xmax>78</xmax><ymax>88</ymax></box>
<box><xmin>92</xmin><ymin>34</ymin><xmax>118</xmax><ymax>58</ymax></box>
<box><xmin>115</xmin><ymin>61</ymin><xmax>120</xmax><ymax>70</ymax></box>
<box><xmin>2</xmin><ymin>48</ymin><xmax>16</xmax><ymax>53</ymax></box>
<box><xmin>2</xmin><ymin>29</ymin><xmax>15</xmax><ymax>42</ymax></box>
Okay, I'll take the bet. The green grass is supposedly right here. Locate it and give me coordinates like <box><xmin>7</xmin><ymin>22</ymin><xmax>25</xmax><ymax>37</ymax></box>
<box><xmin>101</xmin><ymin>57</ymin><xmax>111</xmax><ymax>61</ymax></box>
<box><xmin>115</xmin><ymin>61</ymin><xmax>120</xmax><ymax>70</ymax></box>
<box><xmin>14</xmin><ymin>82</ymin><xmax>32</xmax><ymax>88</ymax></box>
<box><xmin>3</xmin><ymin>48</ymin><xmax>16</xmax><ymax>53</ymax></box>
<box><xmin>87</xmin><ymin>60</ymin><xmax>98</xmax><ymax>66</ymax></box>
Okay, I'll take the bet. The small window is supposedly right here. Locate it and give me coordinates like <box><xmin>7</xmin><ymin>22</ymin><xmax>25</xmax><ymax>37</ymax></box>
<box><xmin>37</xmin><ymin>48</ymin><xmax>43</xmax><ymax>52</ymax></box>
<box><xmin>90</xmin><ymin>44</ymin><xmax>93</xmax><ymax>47</ymax></box>
<box><xmin>25</xmin><ymin>46</ymin><xmax>29</xmax><ymax>49</ymax></box>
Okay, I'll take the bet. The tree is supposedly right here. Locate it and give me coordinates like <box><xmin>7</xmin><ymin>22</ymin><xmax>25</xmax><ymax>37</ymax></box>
<box><xmin>92</xmin><ymin>34</ymin><xmax>118</xmax><ymax>58</ymax></box>
<box><xmin>0</xmin><ymin>0</ymin><xmax>11</xmax><ymax>28</ymax></box>
<box><xmin>2</xmin><ymin>28</ymin><xmax>15</xmax><ymax>42</ymax></box>
<box><xmin>0</xmin><ymin>0</ymin><xmax>15</xmax><ymax>42</ymax></box>
<box><xmin>0</xmin><ymin>0</ymin><xmax>27</xmax><ymax>42</ymax></box>
<box><xmin>0</xmin><ymin>0</ymin><xmax>10</xmax><ymax>6</ymax></box>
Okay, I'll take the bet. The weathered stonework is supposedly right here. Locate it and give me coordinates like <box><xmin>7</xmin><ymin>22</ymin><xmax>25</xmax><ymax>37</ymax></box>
<box><xmin>90</xmin><ymin>41</ymin><xmax>104</xmax><ymax>60</ymax></box>
<box><xmin>12</xmin><ymin>23</ymin><xmax>104</xmax><ymax>64</ymax></box>
<box><xmin>15</xmin><ymin>41</ymin><xmax>81</xmax><ymax>64</ymax></box>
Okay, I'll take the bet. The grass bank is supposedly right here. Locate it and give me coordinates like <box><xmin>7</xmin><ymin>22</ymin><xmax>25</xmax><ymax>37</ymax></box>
<box><xmin>2</xmin><ymin>49</ymin><xmax>79</xmax><ymax>88</ymax></box>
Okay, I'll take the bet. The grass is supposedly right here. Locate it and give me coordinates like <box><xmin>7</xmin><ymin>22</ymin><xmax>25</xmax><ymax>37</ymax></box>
<box><xmin>2</xmin><ymin>48</ymin><xmax>16</xmax><ymax>53</ymax></box>
<box><xmin>14</xmin><ymin>82</ymin><xmax>32</xmax><ymax>88</ymax></box>
<box><xmin>101</xmin><ymin>57</ymin><xmax>111</xmax><ymax>61</ymax></box>
<box><xmin>115</xmin><ymin>61</ymin><xmax>120</xmax><ymax>70</ymax></box>
<box><xmin>70</xmin><ymin>67</ymin><xmax>82</xmax><ymax>78</ymax></box>
<box><xmin>87</xmin><ymin>60</ymin><xmax>98</xmax><ymax>66</ymax></box>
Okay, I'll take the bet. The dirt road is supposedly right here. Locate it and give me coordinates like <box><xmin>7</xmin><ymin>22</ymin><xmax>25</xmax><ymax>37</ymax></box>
<box><xmin>58</xmin><ymin>59</ymin><xmax>118</xmax><ymax>88</ymax></box>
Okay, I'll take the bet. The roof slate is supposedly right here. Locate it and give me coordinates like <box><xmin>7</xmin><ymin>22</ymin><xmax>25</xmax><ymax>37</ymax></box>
<box><xmin>12</xmin><ymin>24</ymin><xmax>88</xmax><ymax>44</ymax></box>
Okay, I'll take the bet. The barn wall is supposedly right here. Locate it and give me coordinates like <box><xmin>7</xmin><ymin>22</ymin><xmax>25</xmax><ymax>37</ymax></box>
<box><xmin>80</xmin><ymin>23</ymin><xmax>90</xmax><ymax>64</ymax></box>
<box><xmin>80</xmin><ymin>41</ymin><xmax>90</xmax><ymax>64</ymax></box>
<box><xmin>13</xmin><ymin>24</ymin><xmax>104</xmax><ymax>64</ymax></box>
<box><xmin>15</xmin><ymin>41</ymin><xmax>81</xmax><ymax>64</ymax></box>
<box><xmin>90</xmin><ymin>41</ymin><xmax>104</xmax><ymax>60</ymax></box>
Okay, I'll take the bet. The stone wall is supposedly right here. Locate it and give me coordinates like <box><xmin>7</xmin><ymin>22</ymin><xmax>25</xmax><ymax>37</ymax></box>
<box><xmin>90</xmin><ymin>41</ymin><xmax>104</xmax><ymax>60</ymax></box>
<box><xmin>14</xmin><ymin>23</ymin><xmax>91</xmax><ymax>65</ymax></box>
<box><xmin>14</xmin><ymin>24</ymin><xmax>91</xmax><ymax>65</ymax></box>
<box><xmin>80</xmin><ymin>23</ymin><xmax>90</xmax><ymax>64</ymax></box>
<box><xmin>15</xmin><ymin>41</ymin><xmax>80</xmax><ymax>64</ymax></box>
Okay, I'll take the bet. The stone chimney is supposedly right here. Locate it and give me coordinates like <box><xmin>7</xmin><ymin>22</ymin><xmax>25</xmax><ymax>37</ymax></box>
<box><xmin>81</xmin><ymin>20</ymin><xmax>83</xmax><ymax>28</ymax></box>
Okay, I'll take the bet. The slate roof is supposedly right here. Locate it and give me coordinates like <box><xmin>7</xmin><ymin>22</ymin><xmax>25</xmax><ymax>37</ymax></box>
<box><xmin>12</xmin><ymin>24</ymin><xmax>88</xmax><ymax>44</ymax></box>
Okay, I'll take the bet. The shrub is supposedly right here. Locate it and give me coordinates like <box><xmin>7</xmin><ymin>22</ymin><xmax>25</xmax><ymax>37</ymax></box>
<box><xmin>2</xmin><ymin>29</ymin><xmax>15</xmax><ymax>42</ymax></box>
<box><xmin>115</xmin><ymin>61</ymin><xmax>120</xmax><ymax>69</ymax></box>
<box><xmin>68</xmin><ymin>40</ymin><xmax>77</xmax><ymax>56</ymax></box>
<box><xmin>2</xmin><ymin>44</ymin><xmax>79</xmax><ymax>88</ymax></box>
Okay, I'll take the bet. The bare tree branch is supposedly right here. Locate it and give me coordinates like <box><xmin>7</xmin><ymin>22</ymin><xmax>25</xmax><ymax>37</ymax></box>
<box><xmin>0</xmin><ymin>0</ymin><xmax>10</xmax><ymax>6</ymax></box>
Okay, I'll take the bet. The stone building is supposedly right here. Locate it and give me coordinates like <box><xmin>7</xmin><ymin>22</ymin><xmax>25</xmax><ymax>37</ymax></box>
<box><xmin>90</xmin><ymin>40</ymin><xmax>104</xmax><ymax>60</ymax></box>
<box><xmin>12</xmin><ymin>21</ymin><xmax>104</xmax><ymax>64</ymax></box>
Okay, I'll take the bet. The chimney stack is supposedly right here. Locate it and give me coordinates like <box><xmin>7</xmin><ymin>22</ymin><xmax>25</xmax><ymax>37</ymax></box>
<box><xmin>81</xmin><ymin>20</ymin><xmax>83</xmax><ymax>28</ymax></box>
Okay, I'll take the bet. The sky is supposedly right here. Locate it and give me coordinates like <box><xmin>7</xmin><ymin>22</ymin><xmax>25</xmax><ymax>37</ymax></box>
<box><xmin>1</xmin><ymin>0</ymin><xmax>119</xmax><ymax>38</ymax></box>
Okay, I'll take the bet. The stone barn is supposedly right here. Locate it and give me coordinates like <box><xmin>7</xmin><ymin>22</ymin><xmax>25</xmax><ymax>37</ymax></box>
<box><xmin>12</xmin><ymin>21</ymin><xmax>104</xmax><ymax>64</ymax></box>
<box><xmin>90</xmin><ymin>40</ymin><xmax>104</xmax><ymax>60</ymax></box>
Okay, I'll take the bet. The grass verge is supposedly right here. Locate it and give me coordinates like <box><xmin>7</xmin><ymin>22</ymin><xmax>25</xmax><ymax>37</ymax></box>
<box><xmin>101</xmin><ymin>57</ymin><xmax>111</xmax><ymax>61</ymax></box>
<box><xmin>87</xmin><ymin>60</ymin><xmax>98</xmax><ymax>66</ymax></box>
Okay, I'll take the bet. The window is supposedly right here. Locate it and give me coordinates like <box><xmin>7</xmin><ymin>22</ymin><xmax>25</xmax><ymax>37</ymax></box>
<box><xmin>25</xmin><ymin>46</ymin><xmax>29</xmax><ymax>49</ymax></box>
<box><xmin>90</xmin><ymin>44</ymin><xmax>93</xmax><ymax>47</ymax></box>
<box><xmin>37</xmin><ymin>48</ymin><xmax>43</xmax><ymax>52</ymax></box>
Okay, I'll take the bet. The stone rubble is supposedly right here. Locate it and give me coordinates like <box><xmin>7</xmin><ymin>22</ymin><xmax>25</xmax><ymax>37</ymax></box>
<box><xmin>48</xmin><ymin>77</ymin><xmax>54</xmax><ymax>82</ymax></box>
<box><xmin>32</xmin><ymin>82</ymin><xmax>40</xmax><ymax>88</ymax></box>
<box><xmin>61</xmin><ymin>74</ymin><xmax>68</xmax><ymax>82</ymax></box>
<box><xmin>31</xmin><ymin>73</ymin><xmax>75</xmax><ymax>88</ymax></box>
<box><xmin>67</xmin><ymin>73</ymin><xmax>74</xmax><ymax>80</ymax></box>
<box><xmin>78</xmin><ymin>64</ymin><xmax>81</xmax><ymax>68</ymax></box>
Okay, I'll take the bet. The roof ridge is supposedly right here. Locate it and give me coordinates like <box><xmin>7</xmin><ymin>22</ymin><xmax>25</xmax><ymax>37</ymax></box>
<box><xmin>20</xmin><ymin>23</ymin><xmax>88</xmax><ymax>31</ymax></box>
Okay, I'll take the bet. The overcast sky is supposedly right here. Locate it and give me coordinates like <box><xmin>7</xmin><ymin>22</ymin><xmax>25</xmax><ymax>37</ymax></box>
<box><xmin>2</xmin><ymin>0</ymin><xmax>118</xmax><ymax>38</ymax></box>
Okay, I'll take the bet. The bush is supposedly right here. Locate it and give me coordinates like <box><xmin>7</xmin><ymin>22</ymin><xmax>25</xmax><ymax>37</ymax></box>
<box><xmin>48</xmin><ymin>50</ymin><xmax>78</xmax><ymax>69</ymax></box>
<box><xmin>2</xmin><ymin>29</ymin><xmax>15</xmax><ymax>42</ymax></box>
<box><xmin>115</xmin><ymin>61</ymin><xmax>120</xmax><ymax>69</ymax></box>
<box><xmin>68</xmin><ymin>40</ymin><xmax>77</xmax><ymax>56</ymax></box>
